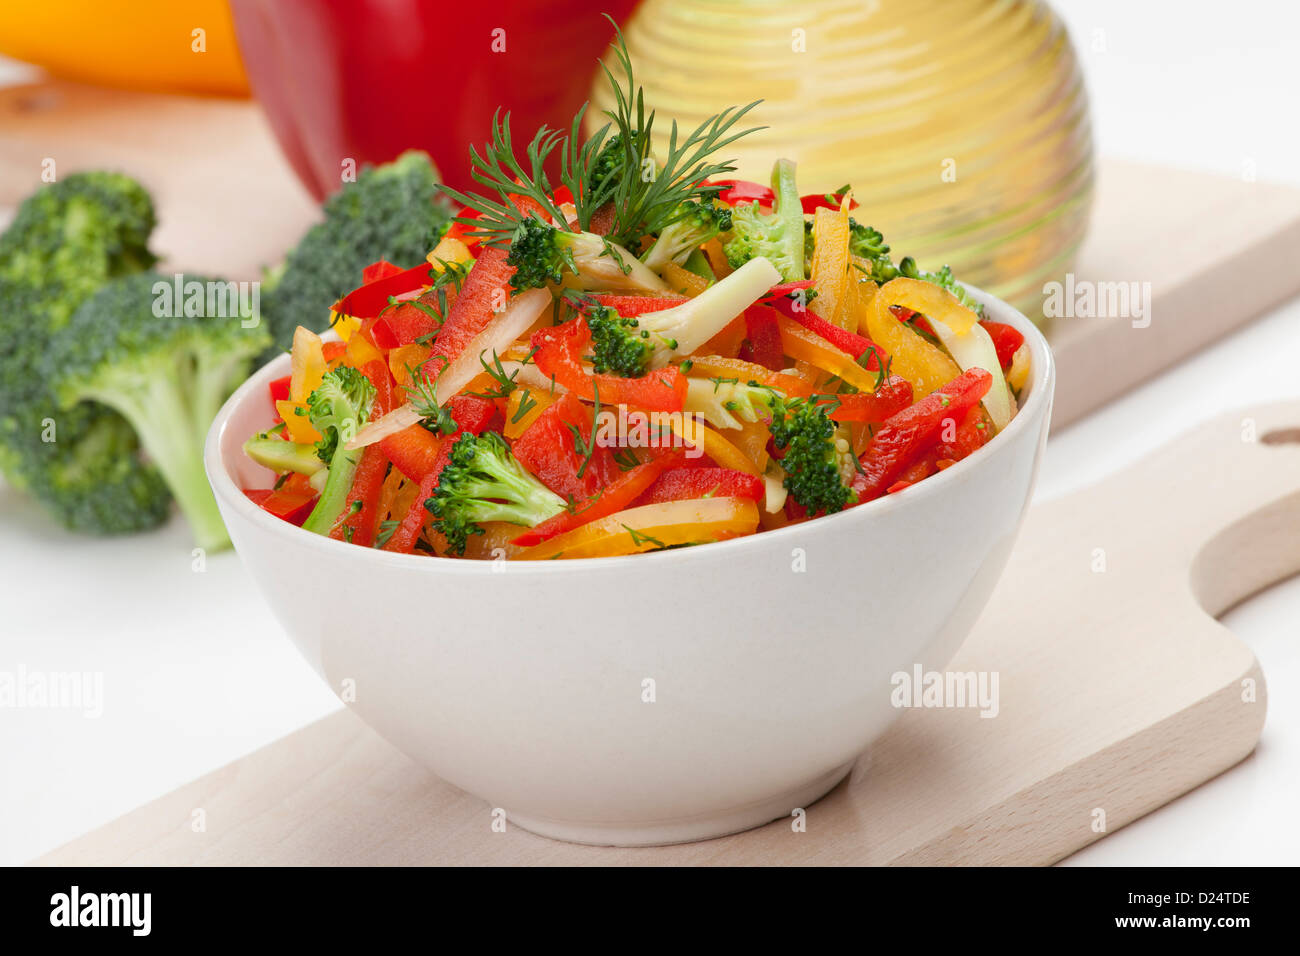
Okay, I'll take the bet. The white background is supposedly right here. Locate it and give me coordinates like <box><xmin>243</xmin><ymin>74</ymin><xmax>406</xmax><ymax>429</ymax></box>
<box><xmin>1</xmin><ymin>0</ymin><xmax>1298</xmax><ymax>865</ymax></box>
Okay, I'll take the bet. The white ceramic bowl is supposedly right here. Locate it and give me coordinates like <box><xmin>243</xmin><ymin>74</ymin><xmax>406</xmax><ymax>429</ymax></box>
<box><xmin>205</xmin><ymin>289</ymin><xmax>1054</xmax><ymax>846</ymax></box>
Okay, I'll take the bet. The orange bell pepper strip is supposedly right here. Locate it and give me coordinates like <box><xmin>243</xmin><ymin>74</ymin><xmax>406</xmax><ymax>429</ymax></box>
<box><xmin>275</xmin><ymin>399</ymin><xmax>322</xmax><ymax>444</ymax></box>
<box><xmin>663</xmin><ymin>261</ymin><xmax>710</xmax><ymax>297</ymax></box>
<box><xmin>530</xmin><ymin>319</ymin><xmax>688</xmax><ymax>413</ymax></box>
<box><xmin>808</xmin><ymin>200</ymin><xmax>855</xmax><ymax>329</ymax></box>
<box><xmin>684</xmin><ymin>355</ymin><xmax>813</xmax><ymax>398</ymax></box>
<box><xmin>289</xmin><ymin>326</ymin><xmax>325</xmax><ymax>402</ymax></box>
<box><xmin>516</xmin><ymin>497</ymin><xmax>761</xmax><ymax>560</ymax></box>
<box><xmin>329</xmin><ymin>443</ymin><xmax>388</xmax><ymax>546</ymax></box>
<box><xmin>503</xmin><ymin>386</ymin><xmax>555</xmax><ymax>439</ymax></box>
<box><xmin>669</xmin><ymin>416</ymin><xmax>760</xmax><ymax>475</ymax></box>
<box><xmin>776</xmin><ymin>315</ymin><xmax>881</xmax><ymax>393</ymax></box>
<box><xmin>858</xmin><ymin>280</ymin><xmax>962</xmax><ymax>398</ymax></box>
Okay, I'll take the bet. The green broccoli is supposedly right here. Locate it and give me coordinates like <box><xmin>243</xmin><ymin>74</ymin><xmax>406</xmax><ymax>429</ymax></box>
<box><xmin>641</xmin><ymin>199</ymin><xmax>733</xmax><ymax>272</ymax></box>
<box><xmin>41</xmin><ymin>272</ymin><xmax>270</xmax><ymax>549</ymax></box>
<box><xmin>848</xmin><ymin>218</ymin><xmax>890</xmax><ymax>263</ymax></box>
<box><xmin>844</xmin><ymin>218</ymin><xmax>984</xmax><ymax>315</ymax></box>
<box><xmin>582</xmin><ymin>256</ymin><xmax>782</xmax><ymax>375</ymax></box>
<box><xmin>506</xmin><ymin>216</ymin><xmax>667</xmax><ymax>294</ymax></box>
<box><xmin>299</xmin><ymin>366</ymin><xmax>377</xmax><ymax>537</ymax></box>
<box><xmin>768</xmin><ymin>395</ymin><xmax>854</xmax><ymax>515</ymax></box>
<box><xmin>723</xmin><ymin>158</ymin><xmax>805</xmax><ymax>282</ymax></box>
<box><xmin>0</xmin><ymin>172</ymin><xmax>172</xmax><ymax>535</ymax></box>
<box><xmin>259</xmin><ymin>150</ymin><xmax>452</xmax><ymax>360</ymax></box>
<box><xmin>426</xmin><ymin>431</ymin><xmax>566</xmax><ymax>554</ymax></box>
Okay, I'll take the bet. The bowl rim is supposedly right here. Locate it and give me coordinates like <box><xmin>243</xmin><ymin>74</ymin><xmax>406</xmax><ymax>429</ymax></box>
<box><xmin>204</xmin><ymin>285</ymin><xmax>1055</xmax><ymax>574</ymax></box>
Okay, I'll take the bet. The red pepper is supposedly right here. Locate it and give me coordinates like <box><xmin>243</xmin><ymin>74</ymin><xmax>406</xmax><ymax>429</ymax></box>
<box><xmin>359</xmin><ymin>313</ymin><xmax>400</xmax><ymax>350</ymax></box>
<box><xmin>420</xmin><ymin>246</ymin><xmax>516</xmax><ymax>379</ymax></box>
<box><xmin>799</xmin><ymin>188</ymin><xmax>859</xmax><ymax>214</ymax></box>
<box><xmin>589</xmin><ymin>202</ymin><xmax>617</xmax><ymax>237</ymax></box>
<box><xmin>761</xmin><ymin>280</ymin><xmax>816</xmax><ymax>299</ymax></box>
<box><xmin>382</xmin><ymin>468</ymin><xmax>441</xmax><ymax>554</ymax></box>
<box><xmin>510</xmin><ymin>452</ymin><xmax>682</xmax><ymax>547</ymax></box>
<box><xmin>979</xmin><ymin>320</ymin><xmax>1025</xmax><ymax>370</ymax></box>
<box><xmin>359</xmin><ymin>358</ymin><xmax>396</xmax><ymax>417</ymax></box>
<box><xmin>382</xmin><ymin>290</ymin><xmax>452</xmax><ymax>346</ymax></box>
<box><xmin>766</xmin><ymin>296</ymin><xmax>886</xmax><ymax>369</ymax></box>
<box><xmin>891</xmin><ymin>405</ymin><xmax>993</xmax><ymax>486</ymax></box>
<box><xmin>333</xmin><ymin>261</ymin><xmax>433</xmax><ymax>319</ymax></box>
<box><xmin>584</xmin><ymin>293</ymin><xmax>689</xmax><ymax>317</ymax></box>
<box><xmin>824</xmin><ymin>376</ymin><xmax>914</xmax><ymax>422</ymax></box>
<box><xmin>268</xmin><ymin>374</ymin><xmax>292</xmax><ymax>406</ymax></box>
<box><xmin>712</xmin><ymin>179</ymin><xmax>773</xmax><ymax>208</ymax></box>
<box><xmin>740</xmin><ymin>304</ymin><xmax>785</xmax><ymax>370</ymax></box>
<box><xmin>381</xmin><ymin>425</ymin><xmax>442</xmax><ymax>482</ymax></box>
<box><xmin>330</xmin><ymin>444</ymin><xmax>388</xmax><ymax>546</ymax></box>
<box><xmin>253</xmin><ymin>473</ymin><xmax>318</xmax><ymax>526</ymax></box>
<box><xmin>321</xmin><ymin>341</ymin><xmax>347</xmax><ymax>366</ymax></box>
<box><xmin>636</xmin><ymin>466</ymin><xmax>764</xmax><ymax>506</ymax></box>
<box><xmin>511</xmin><ymin>392</ymin><xmax>618</xmax><ymax>502</ymax></box>
<box><xmin>853</xmin><ymin>368</ymin><xmax>993</xmax><ymax>503</ymax></box>
<box><xmin>530</xmin><ymin>319</ymin><xmax>688</xmax><ymax>412</ymax></box>
<box><xmin>892</xmin><ymin>305</ymin><xmax>935</xmax><ymax>338</ymax></box>
<box><xmin>362</xmin><ymin>260</ymin><xmax>404</xmax><ymax>284</ymax></box>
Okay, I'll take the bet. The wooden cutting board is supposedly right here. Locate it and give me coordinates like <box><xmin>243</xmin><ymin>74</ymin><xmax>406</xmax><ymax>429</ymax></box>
<box><xmin>3</xmin><ymin>81</ymin><xmax>1300</xmax><ymax>428</ymax></box>
<box><xmin>36</xmin><ymin>402</ymin><xmax>1300</xmax><ymax>865</ymax></box>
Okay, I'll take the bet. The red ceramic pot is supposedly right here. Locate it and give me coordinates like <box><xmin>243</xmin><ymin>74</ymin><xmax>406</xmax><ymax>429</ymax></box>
<box><xmin>230</xmin><ymin>0</ymin><xmax>639</xmax><ymax>200</ymax></box>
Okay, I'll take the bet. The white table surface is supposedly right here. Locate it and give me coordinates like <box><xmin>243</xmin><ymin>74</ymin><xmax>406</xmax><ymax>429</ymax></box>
<box><xmin>2</xmin><ymin>0</ymin><xmax>1299</xmax><ymax>866</ymax></box>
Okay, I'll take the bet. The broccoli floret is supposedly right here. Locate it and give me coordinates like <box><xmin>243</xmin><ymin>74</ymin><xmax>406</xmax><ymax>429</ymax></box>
<box><xmin>260</xmin><ymin>151</ymin><xmax>452</xmax><ymax>360</ymax></box>
<box><xmin>768</xmin><ymin>396</ymin><xmax>853</xmax><ymax>515</ymax></box>
<box><xmin>593</xmin><ymin>257</ymin><xmax>782</xmax><ymax>372</ymax></box>
<box><xmin>804</xmin><ymin>219</ymin><xmax>815</xmax><ymax>263</ymax></box>
<box><xmin>426</xmin><ymin>431</ymin><xmax>566</xmax><ymax>554</ymax></box>
<box><xmin>299</xmin><ymin>366</ymin><xmax>377</xmax><ymax>537</ymax></box>
<box><xmin>642</xmin><ymin>199</ymin><xmax>733</xmax><ymax>272</ymax></box>
<box><xmin>587</xmin><ymin>133</ymin><xmax>628</xmax><ymax>196</ymax></box>
<box><xmin>0</xmin><ymin>172</ymin><xmax>172</xmax><ymax>535</ymax></box>
<box><xmin>845</xmin><ymin>218</ymin><xmax>984</xmax><ymax>315</ymax></box>
<box><xmin>42</xmin><ymin>272</ymin><xmax>271</xmax><ymax>549</ymax></box>
<box><xmin>848</xmin><ymin>218</ymin><xmax>890</xmax><ymax>262</ymax></box>
<box><xmin>722</xmin><ymin>158</ymin><xmax>805</xmax><ymax>282</ymax></box>
<box><xmin>506</xmin><ymin>217</ymin><xmax>667</xmax><ymax>293</ymax></box>
<box><xmin>586</xmin><ymin>304</ymin><xmax>654</xmax><ymax>377</ymax></box>
<box><xmin>684</xmin><ymin>378</ymin><xmax>782</xmax><ymax>430</ymax></box>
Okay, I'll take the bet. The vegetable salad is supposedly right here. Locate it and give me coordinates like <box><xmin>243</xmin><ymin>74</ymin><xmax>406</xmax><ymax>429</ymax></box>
<box><xmin>241</xmin><ymin>23</ymin><xmax>1031</xmax><ymax>561</ymax></box>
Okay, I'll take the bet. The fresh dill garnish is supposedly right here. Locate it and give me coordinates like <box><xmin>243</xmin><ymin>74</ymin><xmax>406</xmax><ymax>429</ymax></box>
<box><xmin>624</xmin><ymin>524</ymin><xmax>667</xmax><ymax>548</ymax></box>
<box><xmin>374</xmin><ymin>519</ymin><xmax>400</xmax><ymax>548</ymax></box>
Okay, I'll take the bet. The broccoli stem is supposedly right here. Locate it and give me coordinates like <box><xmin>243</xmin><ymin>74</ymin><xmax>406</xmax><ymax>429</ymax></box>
<box><xmin>80</xmin><ymin>373</ymin><xmax>230</xmax><ymax>551</ymax></box>
<box><xmin>770</xmin><ymin>158</ymin><xmax>805</xmax><ymax>282</ymax></box>
<box><xmin>300</xmin><ymin>446</ymin><xmax>361</xmax><ymax>536</ymax></box>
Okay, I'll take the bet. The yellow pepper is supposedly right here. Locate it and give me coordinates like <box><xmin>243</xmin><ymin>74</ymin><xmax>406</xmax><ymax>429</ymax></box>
<box><xmin>289</xmin><ymin>326</ymin><xmax>325</xmax><ymax>403</ymax></box>
<box><xmin>345</xmin><ymin>330</ymin><xmax>384</xmax><ymax>369</ymax></box>
<box><xmin>878</xmin><ymin>276</ymin><xmax>978</xmax><ymax>334</ymax></box>
<box><xmin>387</xmin><ymin>344</ymin><xmax>432</xmax><ymax>392</ymax></box>
<box><xmin>504</xmin><ymin>388</ymin><xmax>555</xmax><ymax>439</ymax></box>
<box><xmin>427</xmin><ymin>235</ymin><xmax>474</xmax><ymax>268</ymax></box>
<box><xmin>775</xmin><ymin>316</ymin><xmax>880</xmax><ymax>393</ymax></box>
<box><xmin>858</xmin><ymin>280</ymin><xmax>962</xmax><ymax>398</ymax></box>
<box><xmin>808</xmin><ymin>201</ymin><xmax>854</xmax><ymax>329</ymax></box>
<box><xmin>330</xmin><ymin>313</ymin><xmax>362</xmax><ymax>343</ymax></box>
<box><xmin>669</xmin><ymin>416</ymin><xmax>761</xmax><ymax>475</ymax></box>
<box><xmin>276</xmin><ymin>400</ymin><xmax>322</xmax><ymax>445</ymax></box>
<box><xmin>517</xmin><ymin>498</ymin><xmax>760</xmax><ymax>560</ymax></box>
<box><xmin>663</xmin><ymin>262</ymin><xmax>710</xmax><ymax>297</ymax></box>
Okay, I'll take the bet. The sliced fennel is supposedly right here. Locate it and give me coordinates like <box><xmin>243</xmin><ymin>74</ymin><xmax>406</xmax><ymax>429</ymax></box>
<box><xmin>925</xmin><ymin>315</ymin><xmax>1016</xmax><ymax>431</ymax></box>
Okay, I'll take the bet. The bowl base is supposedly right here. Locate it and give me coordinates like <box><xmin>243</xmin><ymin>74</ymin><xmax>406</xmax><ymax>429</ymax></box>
<box><xmin>503</xmin><ymin>761</ymin><xmax>854</xmax><ymax>847</ymax></box>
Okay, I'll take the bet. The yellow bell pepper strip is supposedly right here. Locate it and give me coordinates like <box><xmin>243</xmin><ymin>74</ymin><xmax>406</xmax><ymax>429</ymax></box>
<box><xmin>669</xmin><ymin>415</ymin><xmax>762</xmax><ymax>475</ymax></box>
<box><xmin>427</xmin><ymin>235</ymin><xmax>474</xmax><ymax>269</ymax></box>
<box><xmin>878</xmin><ymin>276</ymin><xmax>977</xmax><ymax>334</ymax></box>
<box><xmin>332</xmin><ymin>313</ymin><xmax>362</xmax><ymax>343</ymax></box>
<box><xmin>858</xmin><ymin>280</ymin><xmax>962</xmax><ymax>398</ymax></box>
<box><xmin>516</xmin><ymin>497</ymin><xmax>760</xmax><ymax>560</ymax></box>
<box><xmin>1007</xmin><ymin>342</ymin><xmax>1032</xmax><ymax>393</ymax></box>
<box><xmin>345</xmin><ymin>330</ymin><xmax>384</xmax><ymax>370</ymax></box>
<box><xmin>276</xmin><ymin>399</ymin><xmax>323</xmax><ymax>445</ymax></box>
<box><xmin>775</xmin><ymin>315</ymin><xmax>881</xmax><ymax>393</ymax></box>
<box><xmin>684</xmin><ymin>354</ymin><xmax>814</xmax><ymax>398</ymax></box>
<box><xmin>504</xmin><ymin>387</ymin><xmax>555</xmax><ymax>439</ymax></box>
<box><xmin>663</xmin><ymin>261</ymin><xmax>710</xmax><ymax>297</ymax></box>
<box><xmin>732</xmin><ymin>418</ymin><xmax>772</xmax><ymax>472</ymax></box>
<box><xmin>289</xmin><ymin>326</ymin><xmax>326</xmax><ymax>403</ymax></box>
<box><xmin>808</xmin><ymin>201</ymin><xmax>854</xmax><ymax>329</ymax></box>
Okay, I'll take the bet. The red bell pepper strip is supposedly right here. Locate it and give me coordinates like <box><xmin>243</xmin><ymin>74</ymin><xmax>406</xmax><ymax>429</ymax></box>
<box><xmin>583</xmin><ymin>294</ymin><xmax>689</xmax><ymax>317</ymax></box>
<box><xmin>359</xmin><ymin>358</ymin><xmax>396</xmax><ymax>417</ymax></box>
<box><xmin>333</xmin><ymin>261</ymin><xmax>433</xmax><ymax>319</ymax></box>
<box><xmin>330</xmin><ymin>444</ymin><xmax>388</xmax><ymax>546</ymax></box>
<box><xmin>741</xmin><ymin>304</ymin><xmax>785</xmax><ymax>371</ymax></box>
<box><xmin>383</xmin><ymin>291</ymin><xmax>451</xmax><ymax>347</ymax></box>
<box><xmin>824</xmin><ymin>376</ymin><xmax>914</xmax><ymax>423</ymax></box>
<box><xmin>268</xmin><ymin>374</ymin><xmax>292</xmax><ymax>406</ymax></box>
<box><xmin>760</xmin><ymin>280</ymin><xmax>816</xmax><ymax>300</ymax></box>
<box><xmin>766</xmin><ymin>295</ymin><xmax>886</xmax><ymax>369</ymax></box>
<box><xmin>636</xmin><ymin>466</ymin><xmax>764</xmax><ymax>506</ymax></box>
<box><xmin>510</xmin><ymin>451</ymin><xmax>682</xmax><ymax>547</ymax></box>
<box><xmin>892</xmin><ymin>305</ymin><xmax>935</xmax><ymax>339</ymax></box>
<box><xmin>530</xmin><ymin>319</ymin><xmax>688</xmax><ymax>412</ymax></box>
<box><xmin>362</xmin><ymin>260</ymin><xmax>404</xmax><ymax>284</ymax></box>
<box><xmin>853</xmin><ymin>368</ymin><xmax>992</xmax><ymax>503</ymax></box>
<box><xmin>382</xmin><ymin>468</ymin><xmax>441</xmax><ymax>554</ymax></box>
<box><xmin>253</xmin><ymin>473</ymin><xmax>318</xmax><ymax>526</ymax></box>
<box><xmin>712</xmin><ymin>180</ymin><xmax>773</xmax><ymax>208</ymax></box>
<box><xmin>799</xmin><ymin>188</ymin><xmax>859</xmax><ymax>214</ymax></box>
<box><xmin>511</xmin><ymin>392</ymin><xmax>617</xmax><ymax>502</ymax></box>
<box><xmin>893</xmin><ymin>406</ymin><xmax>993</xmax><ymax>486</ymax></box>
<box><xmin>979</xmin><ymin>320</ymin><xmax>1025</xmax><ymax>370</ymax></box>
<box><xmin>381</xmin><ymin>425</ymin><xmax>442</xmax><ymax>482</ymax></box>
<box><xmin>589</xmin><ymin>202</ymin><xmax>617</xmax><ymax>237</ymax></box>
<box><xmin>321</xmin><ymin>341</ymin><xmax>347</xmax><ymax>365</ymax></box>
<box><xmin>420</xmin><ymin>246</ymin><xmax>515</xmax><ymax>379</ymax></box>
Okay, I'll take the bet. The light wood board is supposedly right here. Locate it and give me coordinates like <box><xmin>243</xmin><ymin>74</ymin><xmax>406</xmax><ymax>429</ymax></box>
<box><xmin>3</xmin><ymin>81</ymin><xmax>1300</xmax><ymax>428</ymax></box>
<box><xmin>36</xmin><ymin>402</ymin><xmax>1300</xmax><ymax>865</ymax></box>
